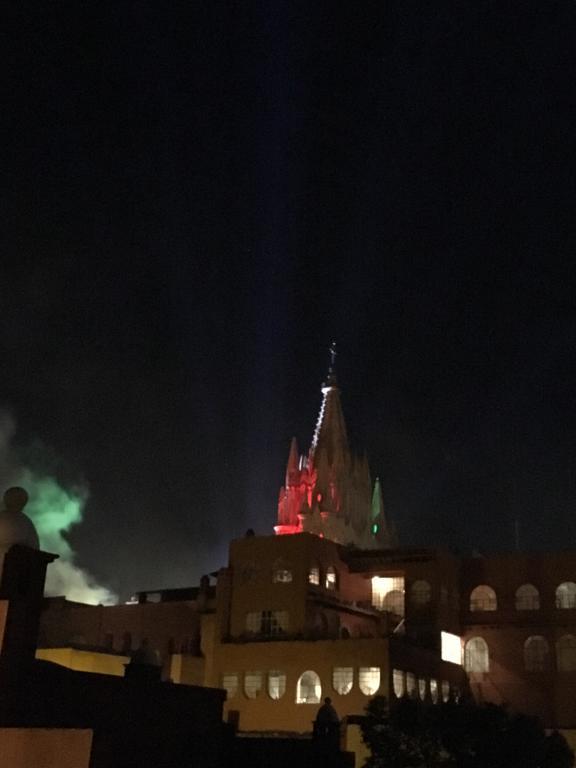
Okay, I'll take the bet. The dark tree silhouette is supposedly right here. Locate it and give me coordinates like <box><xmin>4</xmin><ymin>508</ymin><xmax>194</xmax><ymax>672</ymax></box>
<box><xmin>361</xmin><ymin>696</ymin><xmax>574</xmax><ymax>768</ymax></box>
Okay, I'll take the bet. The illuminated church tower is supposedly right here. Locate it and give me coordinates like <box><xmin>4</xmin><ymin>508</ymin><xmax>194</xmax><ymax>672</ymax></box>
<box><xmin>275</xmin><ymin>345</ymin><xmax>396</xmax><ymax>549</ymax></box>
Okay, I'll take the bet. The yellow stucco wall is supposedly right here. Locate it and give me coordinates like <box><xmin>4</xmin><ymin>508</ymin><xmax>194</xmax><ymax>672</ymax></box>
<box><xmin>228</xmin><ymin>535</ymin><xmax>319</xmax><ymax>637</ymax></box>
<box><xmin>35</xmin><ymin>647</ymin><xmax>129</xmax><ymax>676</ymax></box>
<box><xmin>169</xmin><ymin>653</ymin><xmax>206</xmax><ymax>685</ymax></box>
<box><xmin>201</xmin><ymin>637</ymin><xmax>390</xmax><ymax>733</ymax></box>
<box><xmin>559</xmin><ymin>729</ymin><xmax>576</xmax><ymax>754</ymax></box>
<box><xmin>343</xmin><ymin>723</ymin><xmax>369</xmax><ymax>768</ymax></box>
<box><xmin>0</xmin><ymin>728</ymin><xmax>92</xmax><ymax>768</ymax></box>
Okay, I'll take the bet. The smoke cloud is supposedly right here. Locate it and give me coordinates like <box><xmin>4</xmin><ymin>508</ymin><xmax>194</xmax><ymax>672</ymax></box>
<box><xmin>0</xmin><ymin>410</ymin><xmax>116</xmax><ymax>605</ymax></box>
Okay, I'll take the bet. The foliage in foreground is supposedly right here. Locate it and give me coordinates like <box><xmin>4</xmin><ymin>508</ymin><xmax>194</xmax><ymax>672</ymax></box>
<box><xmin>361</xmin><ymin>695</ymin><xmax>574</xmax><ymax>768</ymax></box>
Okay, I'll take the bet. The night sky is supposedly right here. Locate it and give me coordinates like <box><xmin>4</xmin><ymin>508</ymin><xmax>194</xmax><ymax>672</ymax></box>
<box><xmin>4</xmin><ymin>1</ymin><xmax>576</xmax><ymax>599</ymax></box>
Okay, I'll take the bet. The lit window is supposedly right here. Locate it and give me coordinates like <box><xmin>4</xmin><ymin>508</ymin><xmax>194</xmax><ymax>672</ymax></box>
<box><xmin>222</xmin><ymin>673</ymin><xmax>238</xmax><ymax>699</ymax></box>
<box><xmin>245</xmin><ymin>610</ymin><xmax>289</xmax><ymax>636</ymax></box>
<box><xmin>296</xmin><ymin>670</ymin><xmax>322</xmax><ymax>703</ymax></box>
<box><xmin>273</xmin><ymin>569</ymin><xmax>293</xmax><ymax>583</ymax></box>
<box><xmin>515</xmin><ymin>584</ymin><xmax>540</xmax><ymax>610</ymax></box>
<box><xmin>308</xmin><ymin>565</ymin><xmax>320</xmax><ymax>585</ymax></box>
<box><xmin>268</xmin><ymin>670</ymin><xmax>286</xmax><ymax>699</ymax></box>
<box><xmin>359</xmin><ymin>667</ymin><xmax>380</xmax><ymax>695</ymax></box>
<box><xmin>244</xmin><ymin>671</ymin><xmax>263</xmax><ymax>699</ymax></box>
<box><xmin>557</xmin><ymin>635</ymin><xmax>576</xmax><ymax>672</ymax></box>
<box><xmin>464</xmin><ymin>637</ymin><xmax>489</xmax><ymax>673</ymax></box>
<box><xmin>371</xmin><ymin>576</ymin><xmax>405</xmax><ymax>616</ymax></box>
<box><xmin>556</xmin><ymin>582</ymin><xmax>576</xmax><ymax>609</ymax></box>
<box><xmin>332</xmin><ymin>667</ymin><xmax>353</xmax><ymax>695</ymax></box>
<box><xmin>406</xmin><ymin>672</ymin><xmax>416</xmax><ymax>698</ymax></box>
<box><xmin>392</xmin><ymin>669</ymin><xmax>405</xmax><ymax>698</ymax></box>
<box><xmin>430</xmin><ymin>679</ymin><xmax>438</xmax><ymax>704</ymax></box>
<box><xmin>441</xmin><ymin>680</ymin><xmax>450</xmax><ymax>703</ymax></box>
<box><xmin>325</xmin><ymin>566</ymin><xmax>337</xmax><ymax>590</ymax></box>
<box><xmin>524</xmin><ymin>636</ymin><xmax>550</xmax><ymax>671</ymax></box>
<box><xmin>418</xmin><ymin>678</ymin><xmax>427</xmax><ymax>701</ymax></box>
<box><xmin>469</xmin><ymin>585</ymin><xmax>497</xmax><ymax>612</ymax></box>
<box><xmin>411</xmin><ymin>580</ymin><xmax>432</xmax><ymax>607</ymax></box>
<box><xmin>441</xmin><ymin>631</ymin><xmax>462</xmax><ymax>665</ymax></box>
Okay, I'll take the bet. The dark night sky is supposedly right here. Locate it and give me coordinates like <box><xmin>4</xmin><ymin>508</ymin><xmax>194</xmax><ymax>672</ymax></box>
<box><xmin>3</xmin><ymin>1</ymin><xmax>576</xmax><ymax>598</ymax></box>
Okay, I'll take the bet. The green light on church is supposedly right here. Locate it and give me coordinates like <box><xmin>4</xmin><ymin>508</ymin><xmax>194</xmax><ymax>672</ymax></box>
<box><xmin>372</xmin><ymin>523</ymin><xmax>378</xmax><ymax>534</ymax></box>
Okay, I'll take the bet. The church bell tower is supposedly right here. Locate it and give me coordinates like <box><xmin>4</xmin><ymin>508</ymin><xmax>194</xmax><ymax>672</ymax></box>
<box><xmin>275</xmin><ymin>345</ymin><xmax>396</xmax><ymax>549</ymax></box>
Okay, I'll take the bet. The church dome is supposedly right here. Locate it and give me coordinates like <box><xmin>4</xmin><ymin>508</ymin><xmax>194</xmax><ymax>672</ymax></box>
<box><xmin>0</xmin><ymin>487</ymin><xmax>39</xmax><ymax>552</ymax></box>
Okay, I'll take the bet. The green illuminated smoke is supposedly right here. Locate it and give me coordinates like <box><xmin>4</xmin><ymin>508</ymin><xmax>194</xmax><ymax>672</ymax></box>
<box><xmin>15</xmin><ymin>468</ymin><xmax>116</xmax><ymax>605</ymax></box>
<box><xmin>18</xmin><ymin>471</ymin><xmax>85</xmax><ymax>558</ymax></box>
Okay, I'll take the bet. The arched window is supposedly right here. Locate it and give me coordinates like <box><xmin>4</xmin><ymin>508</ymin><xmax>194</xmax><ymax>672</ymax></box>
<box><xmin>418</xmin><ymin>678</ymin><xmax>427</xmax><ymax>700</ymax></box>
<box><xmin>441</xmin><ymin>681</ymin><xmax>450</xmax><ymax>703</ymax></box>
<box><xmin>557</xmin><ymin>635</ymin><xmax>576</xmax><ymax>672</ymax></box>
<box><xmin>325</xmin><ymin>566</ymin><xmax>337</xmax><ymax>590</ymax></box>
<box><xmin>273</xmin><ymin>568</ymin><xmax>293</xmax><ymax>583</ymax></box>
<box><xmin>524</xmin><ymin>636</ymin><xmax>550</xmax><ymax>671</ymax></box>
<box><xmin>392</xmin><ymin>669</ymin><xmax>405</xmax><ymax>698</ymax></box>
<box><xmin>556</xmin><ymin>582</ymin><xmax>576</xmax><ymax>609</ymax></box>
<box><xmin>308</xmin><ymin>564</ymin><xmax>320</xmax><ymax>585</ymax></box>
<box><xmin>406</xmin><ymin>672</ymin><xmax>416</xmax><ymax>698</ymax></box>
<box><xmin>332</xmin><ymin>667</ymin><xmax>353</xmax><ymax>695</ymax></box>
<box><xmin>516</xmin><ymin>584</ymin><xmax>540</xmax><ymax>611</ymax></box>
<box><xmin>359</xmin><ymin>667</ymin><xmax>381</xmax><ymax>695</ymax></box>
<box><xmin>244</xmin><ymin>671</ymin><xmax>263</xmax><ymax>699</ymax></box>
<box><xmin>470</xmin><ymin>585</ymin><xmax>497</xmax><ymax>612</ymax></box>
<box><xmin>430</xmin><ymin>679</ymin><xmax>438</xmax><ymax>704</ymax></box>
<box><xmin>222</xmin><ymin>673</ymin><xmax>238</xmax><ymax>699</ymax></box>
<box><xmin>268</xmin><ymin>671</ymin><xmax>286</xmax><ymax>699</ymax></box>
<box><xmin>464</xmin><ymin>637</ymin><xmax>489</xmax><ymax>673</ymax></box>
<box><xmin>296</xmin><ymin>670</ymin><xmax>322</xmax><ymax>703</ymax></box>
<box><xmin>411</xmin><ymin>580</ymin><xmax>432</xmax><ymax>607</ymax></box>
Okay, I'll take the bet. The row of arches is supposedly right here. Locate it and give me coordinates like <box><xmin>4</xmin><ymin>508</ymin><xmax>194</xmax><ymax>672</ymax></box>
<box><xmin>469</xmin><ymin>582</ymin><xmax>576</xmax><ymax>612</ymax></box>
<box><xmin>392</xmin><ymin>670</ymin><xmax>457</xmax><ymax>703</ymax></box>
<box><xmin>464</xmin><ymin>635</ymin><xmax>576</xmax><ymax>673</ymax></box>
<box><xmin>222</xmin><ymin>667</ymin><xmax>382</xmax><ymax>702</ymax></box>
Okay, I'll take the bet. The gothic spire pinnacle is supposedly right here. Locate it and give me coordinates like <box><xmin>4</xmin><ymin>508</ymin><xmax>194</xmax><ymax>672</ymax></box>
<box><xmin>285</xmin><ymin>437</ymin><xmax>299</xmax><ymax>485</ymax></box>
<box><xmin>310</xmin><ymin>342</ymin><xmax>348</xmax><ymax>464</ymax></box>
<box><xmin>324</xmin><ymin>340</ymin><xmax>338</xmax><ymax>390</ymax></box>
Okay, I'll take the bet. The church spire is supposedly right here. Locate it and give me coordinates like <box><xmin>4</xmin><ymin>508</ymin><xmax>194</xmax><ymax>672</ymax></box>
<box><xmin>285</xmin><ymin>436</ymin><xmax>299</xmax><ymax>485</ymax></box>
<box><xmin>371</xmin><ymin>477</ymin><xmax>397</xmax><ymax>548</ymax></box>
<box><xmin>310</xmin><ymin>342</ymin><xmax>348</xmax><ymax>465</ymax></box>
<box><xmin>276</xmin><ymin>345</ymin><xmax>384</xmax><ymax>549</ymax></box>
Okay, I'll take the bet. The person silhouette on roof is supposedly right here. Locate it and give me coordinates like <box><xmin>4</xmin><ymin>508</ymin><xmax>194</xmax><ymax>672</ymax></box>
<box><xmin>314</xmin><ymin>697</ymin><xmax>340</xmax><ymax>749</ymax></box>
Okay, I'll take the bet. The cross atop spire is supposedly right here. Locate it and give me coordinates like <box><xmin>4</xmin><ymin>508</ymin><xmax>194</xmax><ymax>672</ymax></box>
<box><xmin>329</xmin><ymin>340</ymin><xmax>337</xmax><ymax>369</ymax></box>
<box><xmin>324</xmin><ymin>340</ymin><xmax>338</xmax><ymax>389</ymax></box>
